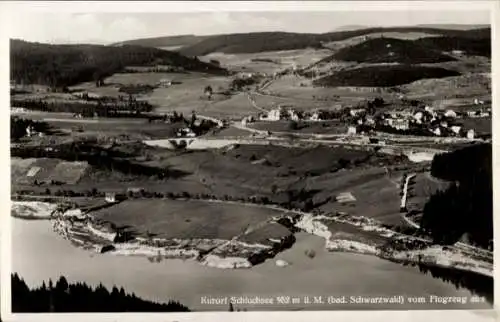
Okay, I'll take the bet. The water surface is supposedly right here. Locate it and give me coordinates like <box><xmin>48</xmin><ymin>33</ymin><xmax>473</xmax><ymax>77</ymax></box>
<box><xmin>12</xmin><ymin>218</ymin><xmax>490</xmax><ymax>311</ymax></box>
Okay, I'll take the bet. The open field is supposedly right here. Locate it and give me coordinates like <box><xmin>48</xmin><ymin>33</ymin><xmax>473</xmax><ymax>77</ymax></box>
<box><xmin>90</xmin><ymin>199</ymin><xmax>286</xmax><ymax>240</ymax></box>
<box><xmin>200</xmin><ymin>48</ymin><xmax>333</xmax><ymax>74</ymax></box>
<box><xmin>263</xmin><ymin>75</ymin><xmax>395</xmax><ymax>105</ymax></box>
<box><xmin>12</xmin><ymin>112</ymin><xmax>186</xmax><ymax>140</ymax></box>
<box><xmin>294</xmin><ymin>167</ymin><xmax>409</xmax><ymax>226</ymax></box>
<box><xmin>249</xmin><ymin>121</ymin><xmax>348</xmax><ymax>135</ymax></box>
<box><xmin>400</xmin><ymin>73</ymin><xmax>490</xmax><ymax>102</ymax></box>
<box><xmin>67</xmin><ymin>72</ymin><xmax>234</xmax><ymax>115</ymax></box>
<box><xmin>250</xmin><ymin>91</ymin><xmax>349</xmax><ymax>111</ymax></box>
<box><xmin>11</xmin><ymin>157</ymin><xmax>89</xmax><ymax>185</ymax></box>
<box><xmin>201</xmin><ymin>93</ymin><xmax>256</xmax><ymax>119</ymax></box>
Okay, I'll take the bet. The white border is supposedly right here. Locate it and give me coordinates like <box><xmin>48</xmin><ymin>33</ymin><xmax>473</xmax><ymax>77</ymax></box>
<box><xmin>0</xmin><ymin>1</ymin><xmax>498</xmax><ymax>322</ymax></box>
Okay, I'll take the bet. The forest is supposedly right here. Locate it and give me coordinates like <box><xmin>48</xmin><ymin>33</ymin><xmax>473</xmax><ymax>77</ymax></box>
<box><xmin>11</xmin><ymin>273</ymin><xmax>190</xmax><ymax>312</ymax></box>
<box><xmin>420</xmin><ymin>143</ymin><xmax>492</xmax><ymax>248</ymax></box>
<box><xmin>10</xmin><ymin>39</ymin><xmax>226</xmax><ymax>89</ymax></box>
<box><xmin>11</xmin><ymin>98</ymin><xmax>154</xmax><ymax>116</ymax></box>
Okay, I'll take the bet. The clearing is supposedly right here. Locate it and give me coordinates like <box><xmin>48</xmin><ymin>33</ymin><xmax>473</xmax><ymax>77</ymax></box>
<box><xmin>90</xmin><ymin>199</ymin><xmax>287</xmax><ymax>241</ymax></box>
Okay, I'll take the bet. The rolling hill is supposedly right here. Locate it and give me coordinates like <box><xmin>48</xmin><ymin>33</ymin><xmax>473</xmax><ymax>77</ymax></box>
<box><xmin>177</xmin><ymin>27</ymin><xmax>490</xmax><ymax>56</ymax></box>
<box><xmin>111</xmin><ymin>34</ymin><xmax>211</xmax><ymax>50</ymax></box>
<box><xmin>330</xmin><ymin>37</ymin><xmax>456</xmax><ymax>64</ymax></box>
<box><xmin>313</xmin><ymin>65</ymin><xmax>461</xmax><ymax>87</ymax></box>
<box><xmin>10</xmin><ymin>39</ymin><xmax>227</xmax><ymax>88</ymax></box>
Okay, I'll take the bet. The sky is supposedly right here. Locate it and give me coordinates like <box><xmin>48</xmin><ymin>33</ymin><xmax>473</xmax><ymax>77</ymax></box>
<box><xmin>2</xmin><ymin>1</ymin><xmax>492</xmax><ymax>44</ymax></box>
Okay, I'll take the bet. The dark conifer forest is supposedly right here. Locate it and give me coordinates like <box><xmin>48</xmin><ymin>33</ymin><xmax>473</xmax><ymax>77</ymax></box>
<box><xmin>421</xmin><ymin>143</ymin><xmax>492</xmax><ymax>248</ymax></box>
<box><xmin>11</xmin><ymin>273</ymin><xmax>190</xmax><ymax>312</ymax></box>
<box><xmin>10</xmin><ymin>39</ymin><xmax>227</xmax><ymax>89</ymax></box>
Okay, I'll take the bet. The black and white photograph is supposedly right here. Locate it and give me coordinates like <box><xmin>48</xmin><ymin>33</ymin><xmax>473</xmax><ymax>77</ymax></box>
<box><xmin>1</xmin><ymin>0</ymin><xmax>497</xmax><ymax>319</ymax></box>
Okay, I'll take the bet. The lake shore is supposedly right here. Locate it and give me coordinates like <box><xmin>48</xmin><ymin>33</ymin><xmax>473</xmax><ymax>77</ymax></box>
<box><xmin>10</xmin><ymin>199</ymin><xmax>493</xmax><ymax>277</ymax></box>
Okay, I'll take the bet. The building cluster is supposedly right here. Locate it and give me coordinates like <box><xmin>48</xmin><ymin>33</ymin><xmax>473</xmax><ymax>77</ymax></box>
<box><xmin>352</xmin><ymin>104</ymin><xmax>489</xmax><ymax>139</ymax></box>
<box><xmin>256</xmin><ymin>106</ymin><xmax>323</xmax><ymax>122</ymax></box>
<box><xmin>176</xmin><ymin>127</ymin><xmax>197</xmax><ymax>138</ymax></box>
<box><xmin>25</xmin><ymin>125</ymin><xmax>43</xmax><ymax>138</ymax></box>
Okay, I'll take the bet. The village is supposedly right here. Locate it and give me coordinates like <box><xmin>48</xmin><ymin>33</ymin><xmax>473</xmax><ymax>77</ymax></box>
<box><xmin>246</xmin><ymin>97</ymin><xmax>491</xmax><ymax>140</ymax></box>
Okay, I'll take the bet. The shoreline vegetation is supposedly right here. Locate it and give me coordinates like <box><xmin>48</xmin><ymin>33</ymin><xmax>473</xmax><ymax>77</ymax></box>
<box><xmin>11</xmin><ymin>273</ymin><xmax>189</xmax><ymax>312</ymax></box>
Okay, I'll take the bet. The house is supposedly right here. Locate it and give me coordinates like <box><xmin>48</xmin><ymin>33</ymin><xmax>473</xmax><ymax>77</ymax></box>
<box><xmin>474</xmin><ymin>98</ymin><xmax>484</xmax><ymax>105</ymax></box>
<box><xmin>414</xmin><ymin>112</ymin><xmax>423</xmax><ymax>122</ymax></box>
<box><xmin>350</xmin><ymin>108</ymin><xmax>366</xmax><ymax>117</ymax></box>
<box><xmin>392</xmin><ymin>119</ymin><xmax>409</xmax><ymax>130</ymax></box>
<box><xmin>176</xmin><ymin>128</ymin><xmax>196</xmax><ymax>138</ymax></box>
<box><xmin>159</xmin><ymin>79</ymin><xmax>172</xmax><ymax>87</ymax></box>
<box><xmin>241</xmin><ymin>116</ymin><xmax>255</xmax><ymax>126</ymax></box>
<box><xmin>266</xmin><ymin>107</ymin><xmax>281</xmax><ymax>121</ymax></box>
<box><xmin>347</xmin><ymin>126</ymin><xmax>357</xmax><ymax>135</ymax></box>
<box><xmin>25</xmin><ymin>126</ymin><xmax>33</xmax><ymax>137</ymax></box>
<box><xmin>365</xmin><ymin>117</ymin><xmax>375</xmax><ymax>126</ymax></box>
<box><xmin>444</xmin><ymin>110</ymin><xmax>457</xmax><ymax>118</ymax></box>
<box><xmin>424</xmin><ymin>106</ymin><xmax>435</xmax><ymax>114</ymax></box>
<box><xmin>288</xmin><ymin>109</ymin><xmax>300</xmax><ymax>121</ymax></box>
<box><xmin>309</xmin><ymin>112</ymin><xmax>321</xmax><ymax>121</ymax></box>
<box><xmin>450</xmin><ymin>125</ymin><xmax>462</xmax><ymax>135</ymax></box>
<box><xmin>467</xmin><ymin>129</ymin><xmax>475</xmax><ymax>140</ymax></box>
<box><xmin>105</xmin><ymin>192</ymin><xmax>116</xmax><ymax>203</ymax></box>
<box><xmin>432</xmin><ymin>127</ymin><xmax>442</xmax><ymax>136</ymax></box>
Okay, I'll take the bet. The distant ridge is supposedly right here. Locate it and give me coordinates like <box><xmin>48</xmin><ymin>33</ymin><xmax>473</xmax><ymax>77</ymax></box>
<box><xmin>178</xmin><ymin>26</ymin><xmax>490</xmax><ymax>56</ymax></box>
<box><xmin>109</xmin><ymin>26</ymin><xmax>490</xmax><ymax>55</ymax></box>
<box><xmin>333</xmin><ymin>25</ymin><xmax>370</xmax><ymax>32</ymax></box>
<box><xmin>111</xmin><ymin>34</ymin><xmax>212</xmax><ymax>49</ymax></box>
<box><xmin>416</xmin><ymin>24</ymin><xmax>490</xmax><ymax>30</ymax></box>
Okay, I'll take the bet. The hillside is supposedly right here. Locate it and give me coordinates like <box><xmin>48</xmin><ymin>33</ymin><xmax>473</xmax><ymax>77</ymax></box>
<box><xmin>313</xmin><ymin>65</ymin><xmax>461</xmax><ymax>87</ymax></box>
<box><xmin>330</xmin><ymin>37</ymin><xmax>456</xmax><ymax>64</ymax></box>
<box><xmin>10</xmin><ymin>39</ymin><xmax>227</xmax><ymax>88</ymax></box>
<box><xmin>179</xmin><ymin>32</ymin><xmax>324</xmax><ymax>56</ymax></box>
<box><xmin>177</xmin><ymin>27</ymin><xmax>490</xmax><ymax>56</ymax></box>
<box><xmin>414</xmin><ymin>36</ymin><xmax>491</xmax><ymax>57</ymax></box>
<box><xmin>111</xmin><ymin>34</ymin><xmax>211</xmax><ymax>49</ymax></box>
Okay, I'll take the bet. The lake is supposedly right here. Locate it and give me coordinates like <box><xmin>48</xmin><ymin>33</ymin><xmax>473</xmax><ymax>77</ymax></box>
<box><xmin>12</xmin><ymin>218</ymin><xmax>491</xmax><ymax>311</ymax></box>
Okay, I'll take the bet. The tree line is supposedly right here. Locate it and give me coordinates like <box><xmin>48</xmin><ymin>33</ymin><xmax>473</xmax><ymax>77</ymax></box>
<box><xmin>11</xmin><ymin>143</ymin><xmax>190</xmax><ymax>180</ymax></box>
<box><xmin>11</xmin><ymin>273</ymin><xmax>189</xmax><ymax>312</ymax></box>
<box><xmin>11</xmin><ymin>98</ymin><xmax>154</xmax><ymax>116</ymax></box>
<box><xmin>420</xmin><ymin>143</ymin><xmax>492</xmax><ymax>249</ymax></box>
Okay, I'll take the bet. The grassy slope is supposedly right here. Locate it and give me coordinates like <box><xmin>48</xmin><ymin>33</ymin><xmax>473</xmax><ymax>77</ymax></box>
<box><xmin>91</xmin><ymin>199</ymin><xmax>284</xmax><ymax>239</ymax></box>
